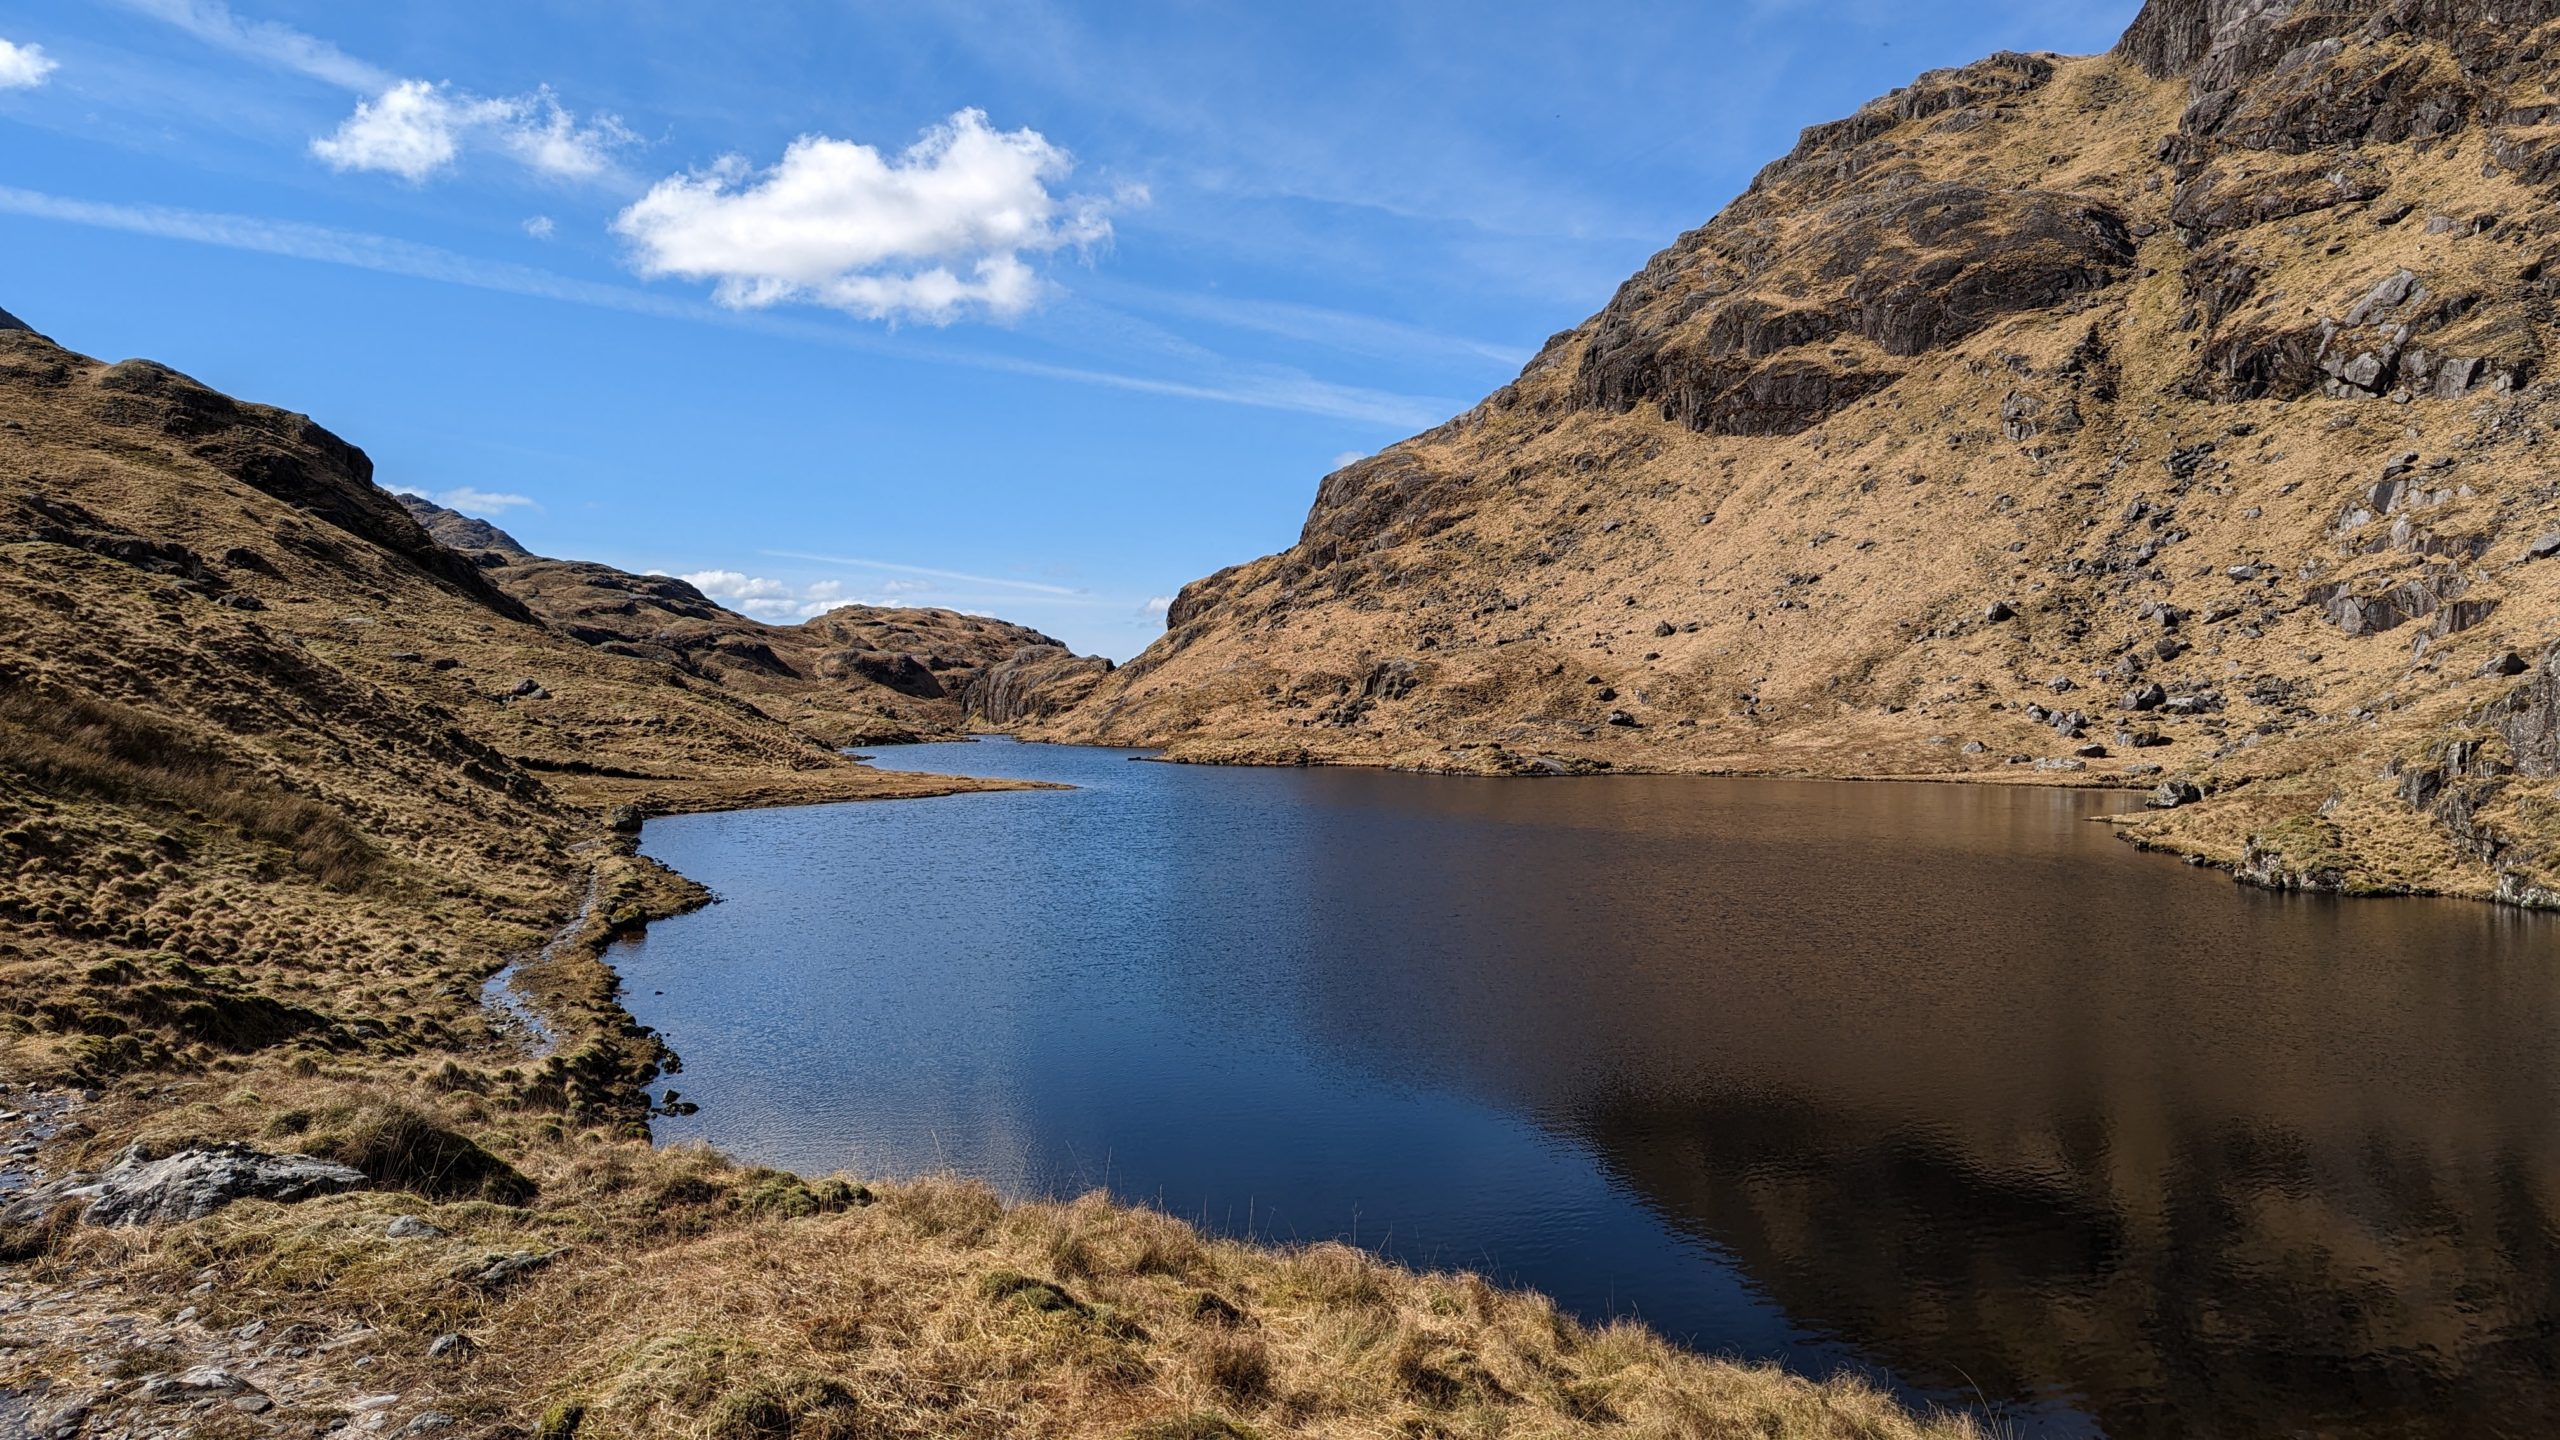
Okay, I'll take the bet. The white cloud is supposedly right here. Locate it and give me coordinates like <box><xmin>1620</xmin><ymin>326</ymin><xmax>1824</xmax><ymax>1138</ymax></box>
<box><xmin>314</xmin><ymin>80</ymin><xmax>631</xmax><ymax>183</ymax></box>
<box><xmin>877</xmin><ymin>578</ymin><xmax>933</xmax><ymax>595</ymax></box>
<box><xmin>0</xmin><ymin>39</ymin><xmax>57</xmax><ymax>90</ymax></box>
<box><xmin>1329</xmin><ymin>450</ymin><xmax>1370</xmax><ymax>471</ymax></box>
<box><xmin>523</xmin><ymin>215</ymin><xmax>555</xmax><ymax>240</ymax></box>
<box><xmin>612</xmin><ymin>109</ymin><xmax>1123</xmax><ymax>324</ymax></box>
<box><xmin>1143</xmin><ymin>595</ymin><xmax>1173</xmax><ymax>614</ymax></box>
<box><xmin>436</xmin><ymin>486</ymin><xmax>536</xmax><ymax>513</ymax></box>
<box><xmin>675</xmin><ymin>569</ymin><xmax>859</xmax><ymax>621</ymax></box>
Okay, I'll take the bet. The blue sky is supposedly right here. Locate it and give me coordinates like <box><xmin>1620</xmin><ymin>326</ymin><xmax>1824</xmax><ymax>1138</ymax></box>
<box><xmin>0</xmin><ymin>1</ymin><xmax>2141</xmax><ymax>657</ymax></box>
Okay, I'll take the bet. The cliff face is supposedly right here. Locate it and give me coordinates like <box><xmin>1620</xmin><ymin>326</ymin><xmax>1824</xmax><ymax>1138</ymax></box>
<box><xmin>1042</xmin><ymin>0</ymin><xmax>2560</xmax><ymax>902</ymax></box>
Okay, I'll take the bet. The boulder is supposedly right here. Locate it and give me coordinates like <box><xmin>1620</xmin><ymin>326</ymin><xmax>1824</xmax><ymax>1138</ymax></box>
<box><xmin>136</xmin><ymin>1367</ymin><xmax>256</xmax><ymax>1403</ymax></box>
<box><xmin>2148</xmin><ymin>780</ymin><xmax>2204</xmax><ymax>809</ymax></box>
<box><xmin>6</xmin><ymin>1143</ymin><xmax>367</xmax><ymax>1227</ymax></box>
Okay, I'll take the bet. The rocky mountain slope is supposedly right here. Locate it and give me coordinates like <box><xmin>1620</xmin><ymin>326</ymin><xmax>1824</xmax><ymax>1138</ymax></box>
<box><xmin>1042</xmin><ymin>0</ymin><xmax>2560</xmax><ymax>905</ymax></box>
<box><xmin>396</xmin><ymin>494</ymin><xmax>1111</xmax><ymax>746</ymax></box>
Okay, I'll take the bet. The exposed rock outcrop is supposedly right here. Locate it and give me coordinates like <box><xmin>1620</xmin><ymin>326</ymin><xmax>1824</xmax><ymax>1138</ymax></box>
<box><xmin>2</xmin><ymin>1143</ymin><xmax>367</xmax><ymax>1227</ymax></box>
<box><xmin>961</xmin><ymin>645</ymin><xmax>1116</xmax><ymax>726</ymax></box>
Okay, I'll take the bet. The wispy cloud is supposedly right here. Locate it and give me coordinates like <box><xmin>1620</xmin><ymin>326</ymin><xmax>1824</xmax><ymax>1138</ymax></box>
<box><xmin>109</xmin><ymin>0</ymin><xmax>389</xmax><ymax>91</ymax></box>
<box><xmin>1094</xmin><ymin>283</ymin><xmax>1532</xmax><ymax>368</ymax></box>
<box><xmin>760</xmin><ymin>550</ymin><xmax>1089</xmax><ymax>596</ymax></box>
<box><xmin>0</xmin><ymin>184</ymin><xmax>1448</xmax><ymax>428</ymax></box>
<box><xmin>0</xmin><ymin>38</ymin><xmax>57</xmax><ymax>90</ymax></box>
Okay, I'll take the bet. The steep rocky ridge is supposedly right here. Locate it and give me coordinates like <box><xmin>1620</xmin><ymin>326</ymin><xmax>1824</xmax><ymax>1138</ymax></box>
<box><xmin>1042</xmin><ymin>0</ymin><xmax>2560</xmax><ymax>904</ymax></box>
<box><xmin>396</xmin><ymin>493</ymin><xmax>1109</xmax><ymax>746</ymax></box>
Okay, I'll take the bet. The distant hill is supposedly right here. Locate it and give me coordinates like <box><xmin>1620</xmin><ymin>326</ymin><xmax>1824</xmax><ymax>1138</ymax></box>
<box><xmin>1043</xmin><ymin>0</ymin><xmax>2560</xmax><ymax>906</ymax></box>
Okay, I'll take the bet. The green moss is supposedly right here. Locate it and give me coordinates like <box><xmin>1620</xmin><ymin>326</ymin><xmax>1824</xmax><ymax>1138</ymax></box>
<box><xmin>980</xmin><ymin>1268</ymin><xmax>1088</xmax><ymax>1317</ymax></box>
<box><xmin>532</xmin><ymin>1400</ymin><xmax>586</xmax><ymax>1440</ymax></box>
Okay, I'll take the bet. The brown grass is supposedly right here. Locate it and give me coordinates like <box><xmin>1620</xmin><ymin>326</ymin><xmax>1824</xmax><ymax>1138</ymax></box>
<box><xmin>0</xmin><ymin>678</ymin><xmax>380</xmax><ymax>892</ymax></box>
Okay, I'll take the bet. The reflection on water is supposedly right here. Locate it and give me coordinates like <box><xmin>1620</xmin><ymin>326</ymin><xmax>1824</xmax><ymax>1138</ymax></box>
<box><xmin>614</xmin><ymin>739</ymin><xmax>2560</xmax><ymax>1438</ymax></box>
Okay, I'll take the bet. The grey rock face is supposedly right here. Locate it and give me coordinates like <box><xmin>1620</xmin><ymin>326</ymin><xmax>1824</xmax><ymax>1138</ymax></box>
<box><xmin>136</xmin><ymin>1366</ymin><xmax>256</xmax><ymax>1402</ymax></box>
<box><xmin>5</xmin><ymin>1143</ymin><xmax>367</xmax><ymax>1227</ymax></box>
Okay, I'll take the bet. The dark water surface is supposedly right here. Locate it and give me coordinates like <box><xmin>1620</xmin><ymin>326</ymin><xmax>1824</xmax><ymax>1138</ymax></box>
<box><xmin>614</xmin><ymin>738</ymin><xmax>2560</xmax><ymax>1439</ymax></box>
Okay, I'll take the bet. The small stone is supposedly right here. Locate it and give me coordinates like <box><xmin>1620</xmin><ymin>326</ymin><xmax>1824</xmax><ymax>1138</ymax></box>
<box><xmin>2478</xmin><ymin>651</ymin><xmax>2529</xmax><ymax>678</ymax></box>
<box><xmin>137</xmin><ymin>1367</ymin><xmax>249</xmax><ymax>1402</ymax></box>
<box><xmin>506</xmin><ymin>678</ymin><xmax>550</xmax><ymax>700</ymax></box>
<box><xmin>427</xmin><ymin>1332</ymin><xmax>473</xmax><ymax>1361</ymax></box>
<box><xmin>1605</xmin><ymin>710</ymin><xmax>1638</xmax><ymax>728</ymax></box>
<box><xmin>2074</xmin><ymin>743</ymin><xmax>2109</xmax><ymax>759</ymax></box>
<box><xmin>1983</xmin><ymin>600</ymin><xmax>2016</xmax><ymax>623</ymax></box>
<box><xmin>2526</xmin><ymin>533</ymin><xmax>2560</xmax><ymax>561</ymax></box>
<box><xmin>385</xmin><ymin>1215</ymin><xmax>446</xmax><ymax>1240</ymax></box>
<box><xmin>1652</xmin><ymin>620</ymin><xmax>1676</xmax><ymax>637</ymax></box>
